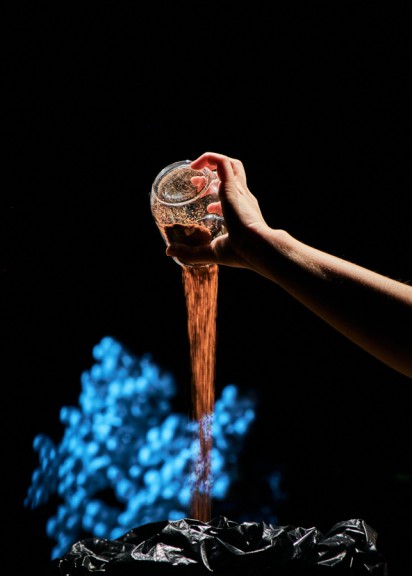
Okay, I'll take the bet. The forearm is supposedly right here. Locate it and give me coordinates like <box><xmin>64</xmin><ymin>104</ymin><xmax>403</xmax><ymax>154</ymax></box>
<box><xmin>255</xmin><ymin>229</ymin><xmax>412</xmax><ymax>378</ymax></box>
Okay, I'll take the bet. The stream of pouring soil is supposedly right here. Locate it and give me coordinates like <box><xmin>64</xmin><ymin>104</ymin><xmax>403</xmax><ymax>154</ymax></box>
<box><xmin>182</xmin><ymin>264</ymin><xmax>219</xmax><ymax>522</ymax></box>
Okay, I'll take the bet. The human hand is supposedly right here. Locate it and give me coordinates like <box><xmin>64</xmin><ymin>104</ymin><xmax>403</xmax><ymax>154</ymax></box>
<box><xmin>166</xmin><ymin>152</ymin><xmax>270</xmax><ymax>269</ymax></box>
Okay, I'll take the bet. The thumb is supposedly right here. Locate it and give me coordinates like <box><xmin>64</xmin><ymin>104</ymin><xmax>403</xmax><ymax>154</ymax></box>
<box><xmin>166</xmin><ymin>242</ymin><xmax>217</xmax><ymax>265</ymax></box>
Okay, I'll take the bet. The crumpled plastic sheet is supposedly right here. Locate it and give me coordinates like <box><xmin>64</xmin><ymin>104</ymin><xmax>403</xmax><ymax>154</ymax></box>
<box><xmin>49</xmin><ymin>515</ymin><xmax>388</xmax><ymax>575</ymax></box>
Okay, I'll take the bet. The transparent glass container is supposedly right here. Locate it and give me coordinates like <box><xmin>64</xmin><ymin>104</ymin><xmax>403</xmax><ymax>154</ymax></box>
<box><xmin>150</xmin><ymin>159</ymin><xmax>226</xmax><ymax>267</ymax></box>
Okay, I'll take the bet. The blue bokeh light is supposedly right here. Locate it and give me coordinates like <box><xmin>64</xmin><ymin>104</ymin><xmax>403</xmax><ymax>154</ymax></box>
<box><xmin>25</xmin><ymin>336</ymin><xmax>286</xmax><ymax>559</ymax></box>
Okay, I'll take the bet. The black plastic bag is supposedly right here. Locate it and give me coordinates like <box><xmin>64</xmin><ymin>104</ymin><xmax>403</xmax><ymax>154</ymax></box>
<box><xmin>49</xmin><ymin>515</ymin><xmax>388</xmax><ymax>575</ymax></box>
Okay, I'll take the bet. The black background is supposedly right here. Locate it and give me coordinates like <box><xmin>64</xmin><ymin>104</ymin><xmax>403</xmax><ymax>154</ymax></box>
<box><xmin>3</xmin><ymin>2</ymin><xmax>412</xmax><ymax>574</ymax></box>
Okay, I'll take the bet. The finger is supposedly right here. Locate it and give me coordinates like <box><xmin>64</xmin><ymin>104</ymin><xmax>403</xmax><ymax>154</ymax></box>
<box><xmin>190</xmin><ymin>175</ymin><xmax>207</xmax><ymax>192</ymax></box>
<box><xmin>190</xmin><ymin>153</ymin><xmax>218</xmax><ymax>171</ymax></box>
<box><xmin>191</xmin><ymin>152</ymin><xmax>234</xmax><ymax>184</ymax></box>
<box><xmin>230</xmin><ymin>157</ymin><xmax>247</xmax><ymax>182</ymax></box>
<box><xmin>206</xmin><ymin>201</ymin><xmax>223</xmax><ymax>216</ymax></box>
<box><xmin>191</xmin><ymin>153</ymin><xmax>248</xmax><ymax>192</ymax></box>
<box><xmin>166</xmin><ymin>242</ymin><xmax>217</xmax><ymax>265</ymax></box>
<box><xmin>164</xmin><ymin>223</ymin><xmax>212</xmax><ymax>246</ymax></box>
